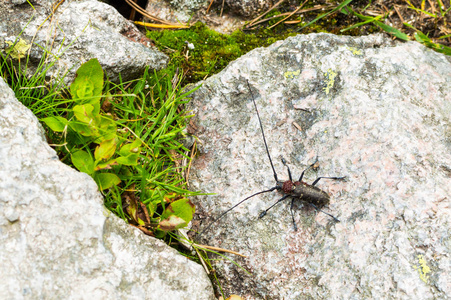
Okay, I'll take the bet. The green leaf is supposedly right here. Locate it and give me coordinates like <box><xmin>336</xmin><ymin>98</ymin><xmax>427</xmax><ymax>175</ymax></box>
<box><xmin>373</xmin><ymin>20</ymin><xmax>409</xmax><ymax>41</ymax></box>
<box><xmin>71</xmin><ymin>150</ymin><xmax>94</xmax><ymax>175</ymax></box>
<box><xmin>158</xmin><ymin>215</ymin><xmax>186</xmax><ymax>231</ymax></box>
<box><xmin>70</xmin><ymin>59</ymin><xmax>104</xmax><ymax>104</ymax></box>
<box><xmin>146</xmin><ymin>200</ymin><xmax>157</xmax><ymax>219</ymax></box>
<box><xmin>116</xmin><ymin>153</ymin><xmax>139</xmax><ymax>166</ymax></box>
<box><xmin>42</xmin><ymin>116</ymin><xmax>68</xmax><ymax>132</ymax></box>
<box><xmin>404</xmin><ymin>23</ymin><xmax>451</xmax><ymax>55</ymax></box>
<box><xmin>92</xmin><ymin>102</ymin><xmax>101</xmax><ymax>116</ymax></box>
<box><xmin>68</xmin><ymin>121</ymin><xmax>93</xmax><ymax>136</ymax></box>
<box><xmin>159</xmin><ymin>198</ymin><xmax>195</xmax><ymax>231</ymax></box>
<box><xmin>119</xmin><ymin>139</ymin><xmax>141</xmax><ymax>156</ymax></box>
<box><xmin>340</xmin><ymin>15</ymin><xmax>382</xmax><ymax>32</ymax></box>
<box><xmin>73</xmin><ymin>104</ymin><xmax>96</xmax><ymax>124</ymax></box>
<box><xmin>5</xmin><ymin>39</ymin><xmax>31</xmax><ymax>59</ymax></box>
<box><xmin>405</xmin><ymin>4</ymin><xmax>436</xmax><ymax>18</ymax></box>
<box><xmin>94</xmin><ymin>137</ymin><xmax>118</xmax><ymax>161</ymax></box>
<box><xmin>347</xmin><ymin>7</ymin><xmax>409</xmax><ymax>41</ymax></box>
<box><xmin>94</xmin><ymin>173</ymin><xmax>121</xmax><ymax>190</ymax></box>
<box><xmin>414</xmin><ymin>32</ymin><xmax>451</xmax><ymax>55</ymax></box>
<box><xmin>96</xmin><ymin>116</ymin><xmax>117</xmax><ymax>141</ymax></box>
<box><xmin>94</xmin><ymin>159</ymin><xmax>119</xmax><ymax>171</ymax></box>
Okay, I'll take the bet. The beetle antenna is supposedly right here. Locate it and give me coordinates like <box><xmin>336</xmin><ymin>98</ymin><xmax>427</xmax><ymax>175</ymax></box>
<box><xmin>197</xmin><ymin>187</ymin><xmax>277</xmax><ymax>237</ymax></box>
<box><xmin>246</xmin><ymin>80</ymin><xmax>279</xmax><ymax>182</ymax></box>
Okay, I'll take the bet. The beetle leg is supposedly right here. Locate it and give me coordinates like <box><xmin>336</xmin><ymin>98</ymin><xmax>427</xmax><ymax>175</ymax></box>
<box><xmin>311</xmin><ymin>176</ymin><xmax>346</xmax><ymax>186</ymax></box>
<box><xmin>259</xmin><ymin>194</ymin><xmax>291</xmax><ymax>218</ymax></box>
<box><xmin>290</xmin><ymin>198</ymin><xmax>297</xmax><ymax>231</ymax></box>
<box><xmin>281</xmin><ymin>157</ymin><xmax>292</xmax><ymax>182</ymax></box>
<box><xmin>308</xmin><ymin>203</ymin><xmax>340</xmax><ymax>222</ymax></box>
<box><xmin>298</xmin><ymin>160</ymin><xmax>317</xmax><ymax>181</ymax></box>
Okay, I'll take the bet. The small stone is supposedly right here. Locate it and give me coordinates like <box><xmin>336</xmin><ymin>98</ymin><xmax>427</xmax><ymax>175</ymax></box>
<box><xmin>4</xmin><ymin>208</ymin><xmax>19</xmax><ymax>223</ymax></box>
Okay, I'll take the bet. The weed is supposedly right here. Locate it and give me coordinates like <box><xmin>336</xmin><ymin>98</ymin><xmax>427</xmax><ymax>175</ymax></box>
<box><xmin>1</xmin><ymin>49</ymin><xmax>202</xmax><ymax>237</ymax></box>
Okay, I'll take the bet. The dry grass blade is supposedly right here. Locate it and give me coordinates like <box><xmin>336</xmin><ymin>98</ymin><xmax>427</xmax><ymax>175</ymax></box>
<box><xmin>292</xmin><ymin>121</ymin><xmax>302</xmax><ymax>132</ymax></box>
<box><xmin>124</xmin><ymin>0</ymin><xmax>185</xmax><ymax>26</ymax></box>
<box><xmin>52</xmin><ymin>0</ymin><xmax>65</xmax><ymax>13</ymax></box>
<box><xmin>246</xmin><ymin>0</ymin><xmax>286</xmax><ymax>28</ymax></box>
<box><xmin>195</xmin><ymin>247</ymin><xmax>210</xmax><ymax>274</ymax></box>
<box><xmin>205</xmin><ymin>0</ymin><xmax>226</xmax><ymax>16</ymax></box>
<box><xmin>129</xmin><ymin>0</ymin><xmax>137</xmax><ymax>20</ymax></box>
<box><xmin>364</xmin><ymin>9</ymin><xmax>383</xmax><ymax>16</ymax></box>
<box><xmin>220</xmin><ymin>0</ymin><xmax>225</xmax><ymax>17</ymax></box>
<box><xmin>394</xmin><ymin>5</ymin><xmax>406</xmax><ymax>23</ymax></box>
<box><xmin>206</xmin><ymin>0</ymin><xmax>215</xmax><ymax>13</ymax></box>
<box><xmin>427</xmin><ymin>0</ymin><xmax>438</xmax><ymax>15</ymax></box>
<box><xmin>194</xmin><ymin>243</ymin><xmax>247</xmax><ymax>257</ymax></box>
<box><xmin>185</xmin><ymin>140</ymin><xmax>197</xmax><ymax>188</ymax></box>
<box><xmin>134</xmin><ymin>21</ymin><xmax>189</xmax><ymax>29</ymax></box>
<box><xmin>246</xmin><ymin>4</ymin><xmax>331</xmax><ymax>29</ymax></box>
<box><xmin>268</xmin><ymin>0</ymin><xmax>308</xmax><ymax>29</ymax></box>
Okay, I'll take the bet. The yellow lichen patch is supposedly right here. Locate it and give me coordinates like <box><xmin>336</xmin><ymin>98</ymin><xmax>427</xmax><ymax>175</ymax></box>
<box><xmin>5</xmin><ymin>38</ymin><xmax>31</xmax><ymax>59</ymax></box>
<box><xmin>323</xmin><ymin>68</ymin><xmax>337</xmax><ymax>95</ymax></box>
<box><xmin>347</xmin><ymin>46</ymin><xmax>363</xmax><ymax>55</ymax></box>
<box><xmin>413</xmin><ymin>254</ymin><xmax>431</xmax><ymax>283</ymax></box>
<box><xmin>284</xmin><ymin>69</ymin><xmax>301</xmax><ymax>79</ymax></box>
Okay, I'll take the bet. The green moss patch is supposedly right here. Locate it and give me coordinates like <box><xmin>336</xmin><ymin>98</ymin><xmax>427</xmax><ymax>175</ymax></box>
<box><xmin>147</xmin><ymin>22</ymin><xmax>298</xmax><ymax>84</ymax></box>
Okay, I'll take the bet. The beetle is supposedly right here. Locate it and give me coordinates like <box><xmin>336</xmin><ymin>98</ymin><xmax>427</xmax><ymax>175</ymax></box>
<box><xmin>198</xmin><ymin>81</ymin><xmax>346</xmax><ymax>235</ymax></box>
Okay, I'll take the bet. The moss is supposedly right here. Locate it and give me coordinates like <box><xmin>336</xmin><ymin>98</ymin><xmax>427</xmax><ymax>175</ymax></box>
<box><xmin>146</xmin><ymin>22</ymin><xmax>298</xmax><ymax>84</ymax></box>
<box><xmin>265</xmin><ymin>10</ymin><xmax>284</xmax><ymax>27</ymax></box>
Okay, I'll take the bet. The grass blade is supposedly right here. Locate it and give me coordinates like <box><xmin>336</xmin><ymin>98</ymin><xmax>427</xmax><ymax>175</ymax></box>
<box><xmin>297</xmin><ymin>0</ymin><xmax>354</xmax><ymax>31</ymax></box>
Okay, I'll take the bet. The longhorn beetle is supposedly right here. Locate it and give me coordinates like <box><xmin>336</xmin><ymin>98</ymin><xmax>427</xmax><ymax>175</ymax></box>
<box><xmin>198</xmin><ymin>81</ymin><xmax>346</xmax><ymax>235</ymax></box>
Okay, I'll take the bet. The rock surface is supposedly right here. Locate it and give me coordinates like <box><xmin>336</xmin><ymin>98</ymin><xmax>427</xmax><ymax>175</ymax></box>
<box><xmin>145</xmin><ymin>0</ymin><xmax>208</xmax><ymax>26</ymax></box>
<box><xmin>225</xmin><ymin>0</ymin><xmax>272</xmax><ymax>17</ymax></box>
<box><xmin>189</xmin><ymin>33</ymin><xmax>451</xmax><ymax>299</ymax></box>
<box><xmin>0</xmin><ymin>76</ymin><xmax>214</xmax><ymax>299</ymax></box>
<box><xmin>143</xmin><ymin>0</ymin><xmax>271</xmax><ymax>33</ymax></box>
<box><xmin>145</xmin><ymin>0</ymin><xmax>246</xmax><ymax>34</ymax></box>
<box><xmin>0</xmin><ymin>0</ymin><xmax>167</xmax><ymax>85</ymax></box>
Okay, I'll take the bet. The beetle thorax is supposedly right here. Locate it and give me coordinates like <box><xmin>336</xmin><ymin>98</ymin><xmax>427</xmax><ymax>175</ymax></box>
<box><xmin>282</xmin><ymin>181</ymin><xmax>294</xmax><ymax>193</ymax></box>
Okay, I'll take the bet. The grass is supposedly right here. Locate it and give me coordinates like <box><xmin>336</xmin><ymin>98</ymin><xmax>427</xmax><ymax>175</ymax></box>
<box><xmin>0</xmin><ymin>45</ymin><xmax>69</xmax><ymax>120</ymax></box>
<box><xmin>98</xmin><ymin>67</ymin><xmax>203</xmax><ymax>238</ymax></box>
<box><xmin>1</xmin><ymin>41</ymin><xmax>202</xmax><ymax>239</ymax></box>
<box><xmin>239</xmin><ymin>0</ymin><xmax>451</xmax><ymax>54</ymax></box>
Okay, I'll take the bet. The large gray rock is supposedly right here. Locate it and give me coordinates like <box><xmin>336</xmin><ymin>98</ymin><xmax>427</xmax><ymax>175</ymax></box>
<box><xmin>0</xmin><ymin>76</ymin><xmax>215</xmax><ymax>299</ymax></box>
<box><xmin>0</xmin><ymin>0</ymin><xmax>168</xmax><ymax>85</ymax></box>
<box><xmin>189</xmin><ymin>33</ymin><xmax>451</xmax><ymax>299</ymax></box>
